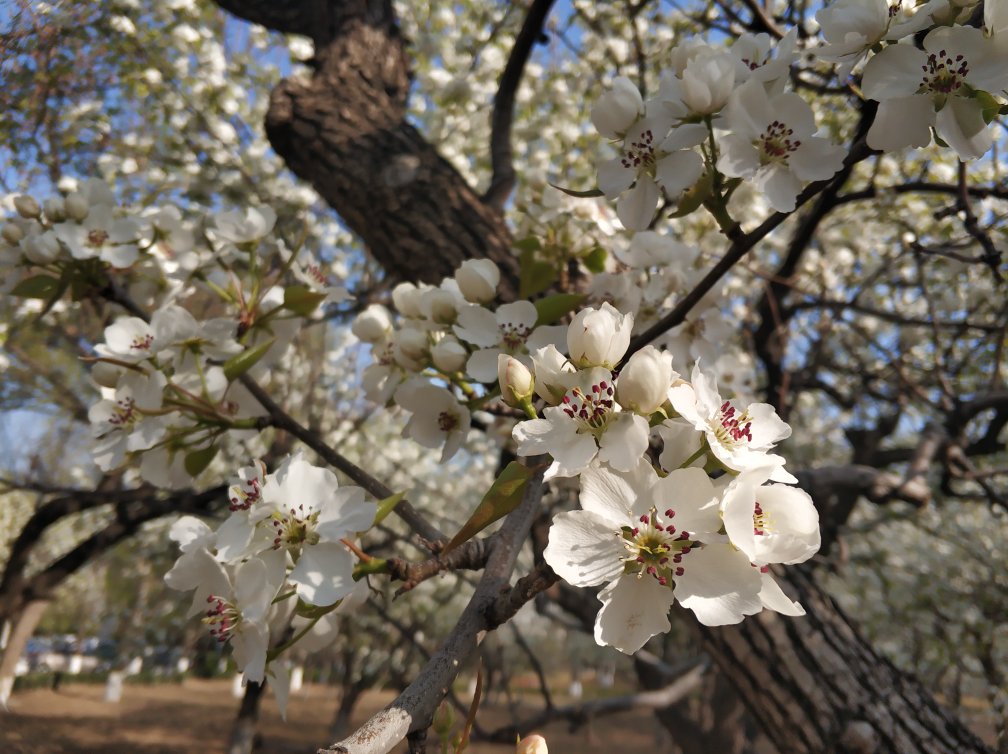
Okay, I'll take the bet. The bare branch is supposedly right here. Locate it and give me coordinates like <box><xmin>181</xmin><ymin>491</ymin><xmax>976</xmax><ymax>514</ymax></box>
<box><xmin>484</xmin><ymin>0</ymin><xmax>557</xmax><ymax>209</ymax></box>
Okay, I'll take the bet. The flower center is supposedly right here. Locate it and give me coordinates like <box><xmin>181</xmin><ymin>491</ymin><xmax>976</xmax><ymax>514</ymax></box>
<box><xmin>131</xmin><ymin>334</ymin><xmax>154</xmax><ymax>351</ymax></box>
<box><xmin>753</xmin><ymin>500</ymin><xmax>769</xmax><ymax>536</ymax></box>
<box><xmin>499</xmin><ymin>321</ymin><xmax>533</xmax><ymax>351</ymax></box>
<box><xmin>710</xmin><ymin>400</ymin><xmax>753</xmax><ymax>449</ymax></box>
<box><xmin>204</xmin><ymin>595</ymin><xmax>242</xmax><ymax>643</ymax></box>
<box><xmin>229</xmin><ymin>478</ymin><xmax>263</xmax><ymax>512</ymax></box>
<box><xmin>107</xmin><ymin>397</ymin><xmax>137</xmax><ymax>427</ymax></box>
<box><xmin>887</xmin><ymin>1</ymin><xmax>902</xmax><ymax>18</ymax></box>
<box><xmin>620</xmin><ymin>506</ymin><xmax>695</xmax><ymax>586</ymax></box>
<box><xmin>920</xmin><ymin>49</ymin><xmax>968</xmax><ymax>95</ymax></box>
<box><xmin>306</xmin><ymin>263</ymin><xmax>328</xmax><ymax>287</ymax></box>
<box><xmin>87</xmin><ymin>229</ymin><xmax>109</xmax><ymax>247</ymax></box>
<box><xmin>561</xmin><ymin>379</ymin><xmax>615</xmax><ymax>431</ymax></box>
<box><xmin>620</xmin><ymin>129</ymin><xmax>658</xmax><ymax>173</ymax></box>
<box><xmin>438</xmin><ymin>410</ymin><xmax>460</xmax><ymax>433</ymax></box>
<box><xmin>270</xmin><ymin>505</ymin><xmax>321</xmax><ymax>550</ymax></box>
<box><xmin>756</xmin><ymin>121</ymin><xmax>800</xmax><ymax>164</ymax></box>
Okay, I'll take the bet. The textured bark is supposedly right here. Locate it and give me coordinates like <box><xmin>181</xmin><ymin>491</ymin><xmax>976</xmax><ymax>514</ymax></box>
<box><xmin>697</xmin><ymin>567</ymin><xmax>993</xmax><ymax>754</ymax></box>
<box><xmin>218</xmin><ymin>0</ymin><xmax>518</xmax><ymax>289</ymax></box>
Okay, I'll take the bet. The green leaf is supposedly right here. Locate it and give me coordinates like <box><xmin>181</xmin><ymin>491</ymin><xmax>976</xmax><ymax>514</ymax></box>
<box><xmin>373</xmin><ymin>491</ymin><xmax>406</xmax><ymax>527</ymax></box>
<box><xmin>513</xmin><ymin>236</ymin><xmax>542</xmax><ymax>253</ymax></box>
<box><xmin>443</xmin><ymin>462</ymin><xmax>533</xmax><ymax>553</ymax></box>
<box><xmin>548</xmin><ymin>182</ymin><xmax>605</xmax><ymax>198</ymax></box>
<box><xmin>222</xmin><ymin>338</ymin><xmax>275</xmax><ymax>382</ymax></box>
<box><xmin>582</xmin><ymin>245</ymin><xmax>607</xmax><ymax>273</ymax></box>
<box><xmin>976</xmin><ymin>90</ymin><xmax>1001</xmax><ymax>124</ymax></box>
<box><xmin>183</xmin><ymin>445</ymin><xmax>218</xmax><ymax>477</ymax></box>
<box><xmin>519</xmin><ymin>247</ymin><xmax>557</xmax><ymax>298</ymax></box>
<box><xmin>283</xmin><ymin>285</ymin><xmax>327</xmax><ymax>316</ymax></box>
<box><xmin>534</xmin><ymin>292</ymin><xmax>586</xmax><ymax>326</ymax></box>
<box><xmin>11</xmin><ymin>275</ymin><xmax>62</xmax><ymax>299</ymax></box>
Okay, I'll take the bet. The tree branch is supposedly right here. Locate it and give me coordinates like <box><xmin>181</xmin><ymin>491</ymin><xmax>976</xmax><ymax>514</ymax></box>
<box><xmin>321</xmin><ymin>466</ymin><xmax>545</xmax><ymax>754</ymax></box>
<box><xmin>483</xmin><ymin>0</ymin><xmax>557</xmax><ymax>209</ymax></box>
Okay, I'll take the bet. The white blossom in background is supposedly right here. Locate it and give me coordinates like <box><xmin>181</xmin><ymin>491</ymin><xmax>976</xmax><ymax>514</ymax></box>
<box><xmin>394</xmin><ymin>381</ymin><xmax>472</xmax><ymax>462</ymax></box>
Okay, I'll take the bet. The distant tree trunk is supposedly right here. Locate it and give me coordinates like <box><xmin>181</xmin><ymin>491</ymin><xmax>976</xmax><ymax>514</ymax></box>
<box><xmin>330</xmin><ymin>680</ymin><xmax>368</xmax><ymax>740</ymax></box>
<box><xmin>0</xmin><ymin>600</ymin><xmax>49</xmax><ymax>708</ymax></box>
<box><xmin>696</xmin><ymin>566</ymin><xmax>994</xmax><ymax>754</ymax></box>
<box><xmin>228</xmin><ymin>679</ymin><xmax>265</xmax><ymax>754</ymax></box>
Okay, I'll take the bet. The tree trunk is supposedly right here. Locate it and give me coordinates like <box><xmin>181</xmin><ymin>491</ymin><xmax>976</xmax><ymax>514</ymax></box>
<box><xmin>0</xmin><ymin>599</ymin><xmax>49</xmax><ymax>708</ymax></box>
<box><xmin>696</xmin><ymin>566</ymin><xmax>993</xmax><ymax>754</ymax></box>
<box><xmin>228</xmin><ymin>679</ymin><xmax>265</xmax><ymax>754</ymax></box>
<box><xmin>330</xmin><ymin>682</ymin><xmax>367</xmax><ymax>741</ymax></box>
<box><xmin>216</xmin><ymin>0</ymin><xmax>518</xmax><ymax>289</ymax></box>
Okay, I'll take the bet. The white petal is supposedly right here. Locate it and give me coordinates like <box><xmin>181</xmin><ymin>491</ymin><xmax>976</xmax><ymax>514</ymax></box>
<box><xmin>655</xmin><ymin>150</ymin><xmax>703</xmax><ymax>199</ymax></box>
<box><xmin>597</xmin><ymin>413</ymin><xmax>650</xmax><ymax>472</ymax></box>
<box><xmin>594</xmin><ymin>575</ymin><xmax>676</xmax><ymax>653</ymax></box>
<box><xmin>232</xmin><ymin>621</ymin><xmax>269</xmax><ymax>684</ymax></box>
<box><xmin>861</xmin><ymin>44</ymin><xmax>927</xmax><ymax>100</ymax></box>
<box><xmin>598</xmin><ymin>157</ymin><xmax>636</xmax><ymax>197</ymax></box>
<box><xmin>289</xmin><ymin>542</ymin><xmax>355</xmax><ymax>606</ymax></box>
<box><xmin>616</xmin><ymin>179</ymin><xmax>660</xmax><ymax>231</ymax></box>
<box><xmin>466</xmin><ymin>348</ymin><xmax>503</xmax><ymax>382</ymax></box>
<box><xmin>544</xmin><ymin>510</ymin><xmax>626</xmax><ymax>587</ymax></box>
<box><xmin>673</xmin><ymin>544</ymin><xmax>763</xmax><ymax>625</ymax></box>
<box><xmin>936</xmin><ymin>97</ymin><xmax>993</xmax><ymax>162</ymax></box>
<box><xmin>866</xmin><ymin>96</ymin><xmax>934</xmax><ymax>153</ymax></box>
<box><xmin>579</xmin><ymin>465</ymin><xmax>643</xmax><ymax>525</ymax></box>
<box><xmin>759</xmin><ymin>571</ymin><xmax>805</xmax><ymax>616</ymax></box>
<box><xmin>648</xmin><ymin>467</ymin><xmax>721</xmax><ymax>535</ymax></box>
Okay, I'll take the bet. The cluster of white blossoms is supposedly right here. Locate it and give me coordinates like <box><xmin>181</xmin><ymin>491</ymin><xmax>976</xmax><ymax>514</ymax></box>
<box><xmin>594</xmin><ymin>27</ymin><xmax>844</xmax><ymax>225</ymax></box>
<box><xmin>0</xmin><ymin>181</ymin><xmax>353</xmax><ymax>486</ymax></box>
<box><xmin>593</xmin><ymin>2</ymin><xmax>1008</xmax><ymax>230</ymax></box>
<box><xmin>164</xmin><ymin>453</ymin><xmax>375</xmax><ymax>708</ymax></box>
<box><xmin>351</xmin><ymin>259</ymin><xmax>568</xmax><ymax>461</ymax></box>
<box><xmin>499</xmin><ymin>300</ymin><xmax>819</xmax><ymax>652</ymax></box>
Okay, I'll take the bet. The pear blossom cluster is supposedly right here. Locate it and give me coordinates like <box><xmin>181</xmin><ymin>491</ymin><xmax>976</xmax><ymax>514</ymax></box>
<box><xmin>351</xmin><ymin>259</ymin><xmax>565</xmax><ymax>462</ymax></box>
<box><xmin>593</xmin><ymin>28</ymin><xmax>844</xmax><ymax>225</ymax></box>
<box><xmin>503</xmin><ymin>300</ymin><xmax>819</xmax><ymax>652</ymax></box>
<box><xmin>164</xmin><ymin>453</ymin><xmax>375</xmax><ymax>709</ymax></box>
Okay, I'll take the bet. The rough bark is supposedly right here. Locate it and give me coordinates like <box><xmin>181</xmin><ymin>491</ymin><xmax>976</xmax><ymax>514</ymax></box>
<box><xmin>218</xmin><ymin>0</ymin><xmax>518</xmax><ymax>289</ymax></box>
<box><xmin>696</xmin><ymin>566</ymin><xmax>994</xmax><ymax>754</ymax></box>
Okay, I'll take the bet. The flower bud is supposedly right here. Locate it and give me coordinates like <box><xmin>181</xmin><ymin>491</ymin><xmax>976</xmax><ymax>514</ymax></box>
<box><xmin>432</xmin><ymin>336</ymin><xmax>467</xmax><ymax>373</ymax></box>
<box><xmin>422</xmin><ymin>288</ymin><xmax>459</xmax><ymax>324</ymax></box>
<box><xmin>13</xmin><ymin>195</ymin><xmax>40</xmax><ymax>219</ymax></box>
<box><xmin>591</xmin><ymin>76</ymin><xmax>644</xmax><ymax>139</ymax></box>
<box><xmin>392</xmin><ymin>282</ymin><xmax>425</xmax><ymax>318</ymax></box>
<box><xmin>455</xmin><ymin>259</ymin><xmax>500</xmax><ymax>304</ymax></box>
<box><xmin>616</xmin><ymin>345</ymin><xmax>676</xmax><ymax>415</ymax></box>
<box><xmin>65</xmin><ymin>192</ymin><xmax>90</xmax><ymax>221</ymax></box>
<box><xmin>21</xmin><ymin>231</ymin><xmax>61</xmax><ymax>264</ymax></box>
<box><xmin>43</xmin><ymin>197</ymin><xmax>66</xmax><ymax>222</ymax></box>
<box><xmin>395</xmin><ymin>326</ymin><xmax>428</xmax><ymax>361</ymax></box>
<box><xmin>516</xmin><ymin>734</ymin><xmax>548</xmax><ymax>754</ymax></box>
<box><xmin>1</xmin><ymin>223</ymin><xmax>24</xmax><ymax>245</ymax></box>
<box><xmin>351</xmin><ymin>304</ymin><xmax>393</xmax><ymax>343</ymax></box>
<box><xmin>567</xmin><ymin>303</ymin><xmax>633</xmax><ymax>369</ymax></box>
<box><xmin>498</xmin><ymin>354</ymin><xmax>534</xmax><ymax>408</ymax></box>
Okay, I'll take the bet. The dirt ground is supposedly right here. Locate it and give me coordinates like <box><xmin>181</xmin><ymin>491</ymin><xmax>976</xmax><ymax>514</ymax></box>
<box><xmin>0</xmin><ymin>678</ymin><xmax>662</xmax><ymax>753</ymax></box>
